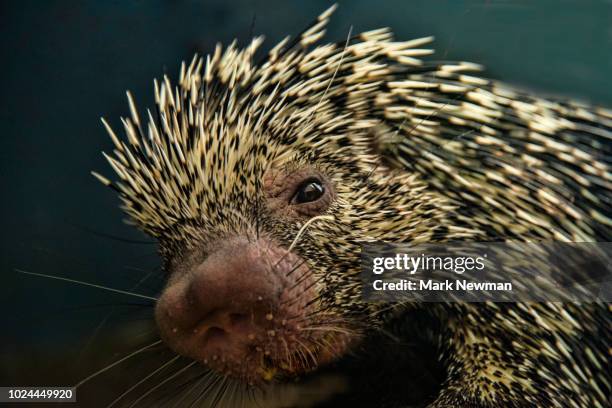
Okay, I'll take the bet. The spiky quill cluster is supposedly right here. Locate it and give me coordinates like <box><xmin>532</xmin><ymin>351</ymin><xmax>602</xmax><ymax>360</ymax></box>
<box><xmin>94</xmin><ymin>5</ymin><xmax>611</xmax><ymax>407</ymax></box>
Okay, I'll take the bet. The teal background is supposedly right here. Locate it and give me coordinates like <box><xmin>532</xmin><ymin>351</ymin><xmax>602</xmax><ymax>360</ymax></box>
<box><xmin>1</xmin><ymin>0</ymin><xmax>610</xmax><ymax>384</ymax></box>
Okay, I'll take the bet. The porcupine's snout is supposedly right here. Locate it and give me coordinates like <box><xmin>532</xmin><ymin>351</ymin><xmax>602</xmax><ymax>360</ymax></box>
<box><xmin>155</xmin><ymin>238</ymin><xmax>355</xmax><ymax>383</ymax></box>
<box><xmin>182</xmin><ymin>243</ymin><xmax>280</xmax><ymax>350</ymax></box>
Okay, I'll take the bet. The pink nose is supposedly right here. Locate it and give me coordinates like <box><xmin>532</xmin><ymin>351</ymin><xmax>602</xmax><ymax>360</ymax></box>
<box><xmin>155</xmin><ymin>238</ymin><xmax>312</xmax><ymax>379</ymax></box>
<box><xmin>184</xmin><ymin>241</ymin><xmax>281</xmax><ymax>351</ymax></box>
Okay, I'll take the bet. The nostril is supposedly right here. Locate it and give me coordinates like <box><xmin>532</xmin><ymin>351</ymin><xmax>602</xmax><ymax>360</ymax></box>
<box><xmin>202</xmin><ymin>326</ymin><xmax>227</xmax><ymax>346</ymax></box>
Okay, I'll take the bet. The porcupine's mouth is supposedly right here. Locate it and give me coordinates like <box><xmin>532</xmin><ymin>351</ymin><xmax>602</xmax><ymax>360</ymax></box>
<box><xmin>155</xmin><ymin>237</ymin><xmax>360</xmax><ymax>386</ymax></box>
<box><xmin>204</xmin><ymin>324</ymin><xmax>356</xmax><ymax>386</ymax></box>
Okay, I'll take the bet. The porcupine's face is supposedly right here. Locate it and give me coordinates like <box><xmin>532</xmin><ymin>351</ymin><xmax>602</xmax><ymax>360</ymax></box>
<box><xmin>95</xmin><ymin>7</ymin><xmax>453</xmax><ymax>386</ymax></box>
<box><xmin>146</xmin><ymin>129</ymin><xmax>444</xmax><ymax>386</ymax></box>
<box><xmin>145</xmin><ymin>119</ymin><xmax>445</xmax><ymax>385</ymax></box>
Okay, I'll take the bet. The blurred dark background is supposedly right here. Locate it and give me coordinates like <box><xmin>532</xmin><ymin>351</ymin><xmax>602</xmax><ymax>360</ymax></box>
<box><xmin>1</xmin><ymin>0</ymin><xmax>611</xmax><ymax>393</ymax></box>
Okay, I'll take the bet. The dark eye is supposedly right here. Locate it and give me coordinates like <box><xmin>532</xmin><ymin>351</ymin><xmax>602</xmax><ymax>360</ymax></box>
<box><xmin>292</xmin><ymin>179</ymin><xmax>325</xmax><ymax>204</ymax></box>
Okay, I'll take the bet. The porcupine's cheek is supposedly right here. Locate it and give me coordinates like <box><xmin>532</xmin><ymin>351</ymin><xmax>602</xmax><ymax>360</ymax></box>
<box><xmin>154</xmin><ymin>237</ymin><xmax>358</xmax><ymax>384</ymax></box>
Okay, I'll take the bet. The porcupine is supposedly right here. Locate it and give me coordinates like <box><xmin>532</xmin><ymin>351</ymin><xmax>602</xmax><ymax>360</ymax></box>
<box><xmin>92</xmin><ymin>5</ymin><xmax>611</xmax><ymax>407</ymax></box>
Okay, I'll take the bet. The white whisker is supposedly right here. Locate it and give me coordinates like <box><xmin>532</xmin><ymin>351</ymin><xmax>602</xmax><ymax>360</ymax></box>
<box><xmin>107</xmin><ymin>354</ymin><xmax>181</xmax><ymax>407</ymax></box>
<box><xmin>16</xmin><ymin>269</ymin><xmax>158</xmax><ymax>301</ymax></box>
<box><xmin>288</xmin><ymin>215</ymin><xmax>333</xmax><ymax>251</ymax></box>
<box><xmin>299</xmin><ymin>325</ymin><xmax>355</xmax><ymax>336</ymax></box>
<box><xmin>128</xmin><ymin>360</ymin><xmax>198</xmax><ymax>407</ymax></box>
<box><xmin>74</xmin><ymin>340</ymin><xmax>163</xmax><ymax>388</ymax></box>
<box><xmin>172</xmin><ymin>370</ymin><xmax>215</xmax><ymax>408</ymax></box>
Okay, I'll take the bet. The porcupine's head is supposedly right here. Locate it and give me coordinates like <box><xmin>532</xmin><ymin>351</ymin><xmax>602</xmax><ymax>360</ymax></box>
<box><xmin>92</xmin><ymin>5</ymin><xmax>482</xmax><ymax>385</ymax></box>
